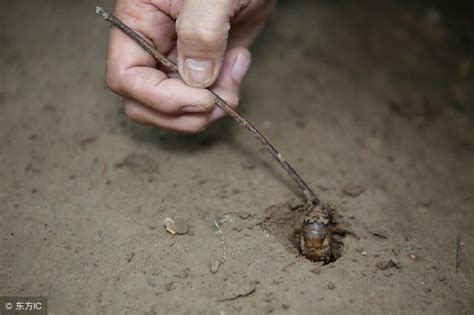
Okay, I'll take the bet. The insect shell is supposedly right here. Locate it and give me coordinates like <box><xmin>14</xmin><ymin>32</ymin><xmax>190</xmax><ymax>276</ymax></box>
<box><xmin>298</xmin><ymin>203</ymin><xmax>334</xmax><ymax>264</ymax></box>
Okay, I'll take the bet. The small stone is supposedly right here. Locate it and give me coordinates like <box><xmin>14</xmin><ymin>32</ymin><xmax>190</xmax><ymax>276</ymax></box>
<box><xmin>310</xmin><ymin>266</ymin><xmax>321</xmax><ymax>275</ymax></box>
<box><xmin>389</xmin><ymin>258</ymin><xmax>401</xmax><ymax>269</ymax></box>
<box><xmin>288</xmin><ymin>200</ymin><xmax>301</xmax><ymax>210</ymax></box>
<box><xmin>163</xmin><ymin>217</ymin><xmax>189</xmax><ymax>235</ymax></box>
<box><xmin>409</xmin><ymin>253</ymin><xmax>417</xmax><ymax>261</ymax></box>
<box><xmin>164</xmin><ymin>282</ymin><xmax>175</xmax><ymax>292</ymax></box>
<box><xmin>342</xmin><ymin>185</ymin><xmax>365</xmax><ymax>197</ymax></box>
<box><xmin>232</xmin><ymin>226</ymin><xmax>243</xmax><ymax>232</ymax></box>
<box><xmin>327</xmin><ymin>282</ymin><xmax>336</xmax><ymax>290</ymax></box>
<box><xmin>125</xmin><ymin>252</ymin><xmax>135</xmax><ymax>263</ymax></box>
<box><xmin>210</xmin><ymin>260</ymin><xmax>220</xmax><ymax>274</ymax></box>
<box><xmin>361</xmin><ymin>251</ymin><xmax>368</xmax><ymax>256</ymax></box>
<box><xmin>376</xmin><ymin>260</ymin><xmax>389</xmax><ymax>270</ymax></box>
<box><xmin>376</xmin><ymin>258</ymin><xmax>401</xmax><ymax>270</ymax></box>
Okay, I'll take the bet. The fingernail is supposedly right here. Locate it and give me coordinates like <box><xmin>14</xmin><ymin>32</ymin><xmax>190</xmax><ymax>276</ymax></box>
<box><xmin>232</xmin><ymin>53</ymin><xmax>251</xmax><ymax>83</ymax></box>
<box><xmin>184</xmin><ymin>58</ymin><xmax>214</xmax><ymax>87</ymax></box>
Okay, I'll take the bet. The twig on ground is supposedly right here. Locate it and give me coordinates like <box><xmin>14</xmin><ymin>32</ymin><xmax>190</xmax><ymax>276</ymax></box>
<box><xmin>218</xmin><ymin>286</ymin><xmax>256</xmax><ymax>302</ymax></box>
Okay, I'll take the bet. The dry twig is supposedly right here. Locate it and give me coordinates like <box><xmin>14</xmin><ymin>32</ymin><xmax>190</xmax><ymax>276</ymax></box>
<box><xmin>96</xmin><ymin>6</ymin><xmax>319</xmax><ymax>204</ymax></box>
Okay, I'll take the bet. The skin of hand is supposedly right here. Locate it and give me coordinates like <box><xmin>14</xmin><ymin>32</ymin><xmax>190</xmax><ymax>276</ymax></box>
<box><xmin>106</xmin><ymin>0</ymin><xmax>275</xmax><ymax>133</ymax></box>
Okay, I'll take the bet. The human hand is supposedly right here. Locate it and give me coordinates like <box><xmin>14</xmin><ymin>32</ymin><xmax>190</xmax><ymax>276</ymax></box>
<box><xmin>106</xmin><ymin>0</ymin><xmax>275</xmax><ymax>133</ymax></box>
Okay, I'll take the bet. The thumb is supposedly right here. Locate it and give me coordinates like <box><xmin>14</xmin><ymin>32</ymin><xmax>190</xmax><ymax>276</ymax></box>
<box><xmin>176</xmin><ymin>0</ymin><xmax>233</xmax><ymax>88</ymax></box>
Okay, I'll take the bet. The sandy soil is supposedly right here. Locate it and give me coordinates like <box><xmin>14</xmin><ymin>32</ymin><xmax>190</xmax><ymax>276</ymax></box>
<box><xmin>1</xmin><ymin>1</ymin><xmax>473</xmax><ymax>314</ymax></box>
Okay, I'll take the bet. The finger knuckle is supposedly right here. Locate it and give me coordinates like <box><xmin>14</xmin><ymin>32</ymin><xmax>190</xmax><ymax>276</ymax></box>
<box><xmin>124</xmin><ymin>103</ymin><xmax>142</xmax><ymax>122</ymax></box>
<box><xmin>186</xmin><ymin>119</ymin><xmax>209</xmax><ymax>134</ymax></box>
<box><xmin>177</xmin><ymin>21</ymin><xmax>225</xmax><ymax>48</ymax></box>
<box><xmin>228</xmin><ymin>94</ymin><xmax>239</xmax><ymax>108</ymax></box>
<box><xmin>106</xmin><ymin>71</ymin><xmax>121</xmax><ymax>93</ymax></box>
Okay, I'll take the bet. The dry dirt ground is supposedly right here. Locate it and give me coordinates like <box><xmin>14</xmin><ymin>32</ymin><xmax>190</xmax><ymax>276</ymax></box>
<box><xmin>1</xmin><ymin>0</ymin><xmax>473</xmax><ymax>314</ymax></box>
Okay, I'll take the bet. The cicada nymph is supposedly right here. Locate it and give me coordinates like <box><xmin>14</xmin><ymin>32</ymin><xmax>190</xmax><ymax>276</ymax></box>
<box><xmin>294</xmin><ymin>202</ymin><xmax>352</xmax><ymax>263</ymax></box>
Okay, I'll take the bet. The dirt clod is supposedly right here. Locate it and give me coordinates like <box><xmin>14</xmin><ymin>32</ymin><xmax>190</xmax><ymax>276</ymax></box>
<box><xmin>376</xmin><ymin>258</ymin><xmax>401</xmax><ymax>270</ymax></box>
<box><xmin>342</xmin><ymin>185</ymin><xmax>365</xmax><ymax>197</ymax></box>
<box><xmin>125</xmin><ymin>252</ymin><xmax>135</xmax><ymax>263</ymax></box>
<box><xmin>310</xmin><ymin>266</ymin><xmax>321</xmax><ymax>275</ymax></box>
<box><xmin>115</xmin><ymin>153</ymin><xmax>159</xmax><ymax>173</ymax></box>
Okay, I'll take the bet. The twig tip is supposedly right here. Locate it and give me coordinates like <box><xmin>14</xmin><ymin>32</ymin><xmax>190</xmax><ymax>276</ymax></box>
<box><xmin>95</xmin><ymin>6</ymin><xmax>109</xmax><ymax>19</ymax></box>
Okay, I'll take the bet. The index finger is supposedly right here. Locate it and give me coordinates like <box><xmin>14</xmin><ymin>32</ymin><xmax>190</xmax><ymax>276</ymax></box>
<box><xmin>106</xmin><ymin>0</ymin><xmax>176</xmax><ymax>90</ymax></box>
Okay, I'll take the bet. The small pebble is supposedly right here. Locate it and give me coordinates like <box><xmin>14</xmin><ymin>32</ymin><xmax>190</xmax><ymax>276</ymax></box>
<box><xmin>310</xmin><ymin>266</ymin><xmax>321</xmax><ymax>275</ymax></box>
<box><xmin>327</xmin><ymin>282</ymin><xmax>336</xmax><ymax>290</ymax></box>
<box><xmin>232</xmin><ymin>226</ymin><xmax>243</xmax><ymax>232</ymax></box>
<box><xmin>389</xmin><ymin>258</ymin><xmax>401</xmax><ymax>269</ymax></box>
<box><xmin>125</xmin><ymin>252</ymin><xmax>135</xmax><ymax>263</ymax></box>
<box><xmin>376</xmin><ymin>260</ymin><xmax>389</xmax><ymax>270</ymax></box>
<box><xmin>163</xmin><ymin>217</ymin><xmax>189</xmax><ymax>235</ymax></box>
<box><xmin>375</xmin><ymin>258</ymin><xmax>401</xmax><ymax>270</ymax></box>
<box><xmin>210</xmin><ymin>260</ymin><xmax>221</xmax><ymax>274</ymax></box>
